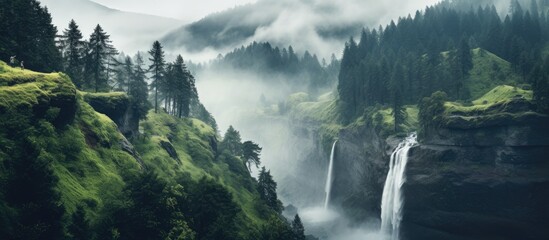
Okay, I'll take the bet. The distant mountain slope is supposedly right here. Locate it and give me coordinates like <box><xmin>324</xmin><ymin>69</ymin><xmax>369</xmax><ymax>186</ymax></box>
<box><xmin>40</xmin><ymin>0</ymin><xmax>182</xmax><ymax>53</ymax></box>
<box><xmin>162</xmin><ymin>0</ymin><xmax>439</xmax><ymax>58</ymax></box>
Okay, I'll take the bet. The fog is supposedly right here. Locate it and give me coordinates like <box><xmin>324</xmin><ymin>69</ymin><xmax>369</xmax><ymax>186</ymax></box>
<box><xmin>190</xmin><ymin>1</ymin><xmax>442</xmax><ymax>239</ymax></box>
<box><xmin>243</xmin><ymin>0</ymin><xmax>441</xmax><ymax>59</ymax></box>
<box><xmin>91</xmin><ymin>0</ymin><xmax>257</xmax><ymax>22</ymax></box>
<box><xmin>41</xmin><ymin>0</ymin><xmax>182</xmax><ymax>54</ymax></box>
<box><xmin>45</xmin><ymin>0</ymin><xmax>443</xmax><ymax>238</ymax></box>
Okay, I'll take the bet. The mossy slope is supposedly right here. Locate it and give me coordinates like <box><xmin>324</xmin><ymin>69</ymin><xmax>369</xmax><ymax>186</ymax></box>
<box><xmin>0</xmin><ymin>61</ymin><xmax>269</xmax><ymax>235</ymax></box>
<box><xmin>135</xmin><ymin>111</ymin><xmax>267</xmax><ymax>229</ymax></box>
<box><xmin>0</xmin><ymin>61</ymin><xmax>141</xmax><ymax>221</ymax></box>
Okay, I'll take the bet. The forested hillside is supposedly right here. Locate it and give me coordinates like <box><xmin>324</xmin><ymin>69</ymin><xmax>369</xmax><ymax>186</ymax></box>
<box><xmin>0</xmin><ymin>1</ymin><xmax>306</xmax><ymax>239</ymax></box>
<box><xmin>337</xmin><ymin>0</ymin><xmax>549</xmax><ymax>126</ymax></box>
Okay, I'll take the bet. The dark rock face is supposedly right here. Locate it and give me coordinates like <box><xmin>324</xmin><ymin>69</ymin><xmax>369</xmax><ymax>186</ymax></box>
<box><xmin>83</xmin><ymin>93</ymin><xmax>139</xmax><ymax>138</ymax></box>
<box><xmin>401</xmin><ymin>115</ymin><xmax>549</xmax><ymax>240</ymax></box>
<box><xmin>120</xmin><ymin>136</ymin><xmax>146</xmax><ymax>169</ymax></box>
<box><xmin>331</xmin><ymin>125</ymin><xmax>398</xmax><ymax>223</ymax></box>
<box><xmin>325</xmin><ymin>108</ymin><xmax>549</xmax><ymax>240</ymax></box>
<box><xmin>160</xmin><ymin>140</ymin><xmax>181</xmax><ymax>164</ymax></box>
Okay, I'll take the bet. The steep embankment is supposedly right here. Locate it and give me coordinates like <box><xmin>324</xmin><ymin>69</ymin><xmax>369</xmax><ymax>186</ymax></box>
<box><xmin>0</xmin><ymin>61</ymin><xmax>270</xmax><ymax>236</ymax></box>
<box><xmin>402</xmin><ymin>86</ymin><xmax>549</xmax><ymax>240</ymax></box>
<box><xmin>0</xmin><ymin>61</ymin><xmax>142</xmax><ymax>216</ymax></box>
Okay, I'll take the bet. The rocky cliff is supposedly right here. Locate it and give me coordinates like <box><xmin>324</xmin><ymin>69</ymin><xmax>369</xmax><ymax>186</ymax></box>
<box><xmin>306</xmin><ymin>85</ymin><xmax>549</xmax><ymax>239</ymax></box>
<box><xmin>401</xmin><ymin>105</ymin><xmax>549</xmax><ymax>240</ymax></box>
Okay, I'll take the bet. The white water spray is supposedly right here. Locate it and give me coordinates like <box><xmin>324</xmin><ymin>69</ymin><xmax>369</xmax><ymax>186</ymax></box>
<box><xmin>380</xmin><ymin>133</ymin><xmax>417</xmax><ymax>240</ymax></box>
<box><xmin>324</xmin><ymin>141</ymin><xmax>337</xmax><ymax>209</ymax></box>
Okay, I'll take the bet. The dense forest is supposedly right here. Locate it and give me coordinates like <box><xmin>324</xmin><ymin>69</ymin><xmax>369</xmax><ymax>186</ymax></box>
<box><xmin>338</xmin><ymin>0</ymin><xmax>549</xmax><ymax>124</ymax></box>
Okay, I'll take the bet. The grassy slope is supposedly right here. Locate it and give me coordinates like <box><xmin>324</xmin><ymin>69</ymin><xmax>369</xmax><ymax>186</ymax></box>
<box><xmin>445</xmin><ymin>85</ymin><xmax>533</xmax><ymax>115</ymax></box>
<box><xmin>466</xmin><ymin>48</ymin><xmax>521</xmax><ymax>100</ymax></box>
<box><xmin>287</xmin><ymin>92</ymin><xmax>344</xmax><ymax>150</ymax></box>
<box><xmin>0</xmin><ymin>62</ymin><xmax>267</xmax><ymax>231</ymax></box>
<box><xmin>134</xmin><ymin>111</ymin><xmax>266</xmax><ymax>227</ymax></box>
<box><xmin>0</xmin><ymin>61</ymin><xmax>141</xmax><ymax>220</ymax></box>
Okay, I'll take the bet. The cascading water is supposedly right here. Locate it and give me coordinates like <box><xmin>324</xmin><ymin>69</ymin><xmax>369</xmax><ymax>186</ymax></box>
<box><xmin>380</xmin><ymin>133</ymin><xmax>417</xmax><ymax>240</ymax></box>
<box><xmin>324</xmin><ymin>141</ymin><xmax>337</xmax><ymax>209</ymax></box>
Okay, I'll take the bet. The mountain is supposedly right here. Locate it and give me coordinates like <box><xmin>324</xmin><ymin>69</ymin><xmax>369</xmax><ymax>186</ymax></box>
<box><xmin>40</xmin><ymin>0</ymin><xmax>182</xmax><ymax>53</ymax></box>
<box><xmin>161</xmin><ymin>0</ymin><xmax>439</xmax><ymax>58</ymax></box>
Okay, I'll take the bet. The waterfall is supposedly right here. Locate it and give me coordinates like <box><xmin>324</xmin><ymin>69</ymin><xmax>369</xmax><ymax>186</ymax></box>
<box><xmin>324</xmin><ymin>140</ymin><xmax>337</xmax><ymax>209</ymax></box>
<box><xmin>380</xmin><ymin>133</ymin><xmax>417</xmax><ymax>240</ymax></box>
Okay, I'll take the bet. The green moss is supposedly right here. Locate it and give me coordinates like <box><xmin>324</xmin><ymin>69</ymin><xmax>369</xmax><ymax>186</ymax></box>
<box><xmin>444</xmin><ymin>85</ymin><xmax>533</xmax><ymax>116</ymax></box>
<box><xmin>441</xmin><ymin>85</ymin><xmax>537</xmax><ymax>128</ymax></box>
<box><xmin>0</xmin><ymin>61</ymin><xmax>75</xmax><ymax>110</ymax></box>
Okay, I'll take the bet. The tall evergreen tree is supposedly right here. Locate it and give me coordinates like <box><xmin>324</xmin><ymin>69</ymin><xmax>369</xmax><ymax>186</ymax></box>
<box><xmin>129</xmin><ymin>53</ymin><xmax>151</xmax><ymax>121</ymax></box>
<box><xmin>85</xmin><ymin>24</ymin><xmax>117</xmax><ymax>92</ymax></box>
<box><xmin>242</xmin><ymin>141</ymin><xmax>262</xmax><ymax>171</ymax></box>
<box><xmin>148</xmin><ymin>41</ymin><xmax>166</xmax><ymax>113</ymax></box>
<box><xmin>257</xmin><ymin>167</ymin><xmax>282</xmax><ymax>213</ymax></box>
<box><xmin>220</xmin><ymin>126</ymin><xmax>242</xmax><ymax>156</ymax></box>
<box><xmin>454</xmin><ymin>38</ymin><xmax>473</xmax><ymax>99</ymax></box>
<box><xmin>62</xmin><ymin>19</ymin><xmax>85</xmax><ymax>88</ymax></box>
<box><xmin>291</xmin><ymin>214</ymin><xmax>306</xmax><ymax>240</ymax></box>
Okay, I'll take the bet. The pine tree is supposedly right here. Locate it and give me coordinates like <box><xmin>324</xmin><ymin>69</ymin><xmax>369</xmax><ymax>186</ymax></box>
<box><xmin>257</xmin><ymin>167</ymin><xmax>282</xmax><ymax>213</ymax></box>
<box><xmin>85</xmin><ymin>24</ymin><xmax>117</xmax><ymax>92</ymax></box>
<box><xmin>129</xmin><ymin>53</ymin><xmax>151</xmax><ymax>121</ymax></box>
<box><xmin>220</xmin><ymin>126</ymin><xmax>242</xmax><ymax>156</ymax></box>
<box><xmin>291</xmin><ymin>214</ymin><xmax>306</xmax><ymax>240</ymax></box>
<box><xmin>148</xmin><ymin>41</ymin><xmax>166</xmax><ymax>113</ymax></box>
<box><xmin>242</xmin><ymin>141</ymin><xmax>262</xmax><ymax>171</ymax></box>
<box><xmin>453</xmin><ymin>38</ymin><xmax>473</xmax><ymax>99</ymax></box>
<box><xmin>62</xmin><ymin>19</ymin><xmax>85</xmax><ymax>88</ymax></box>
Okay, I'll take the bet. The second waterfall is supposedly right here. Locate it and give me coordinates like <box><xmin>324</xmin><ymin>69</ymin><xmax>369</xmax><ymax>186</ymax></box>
<box><xmin>324</xmin><ymin>141</ymin><xmax>337</xmax><ymax>209</ymax></box>
<box><xmin>380</xmin><ymin>133</ymin><xmax>417</xmax><ymax>240</ymax></box>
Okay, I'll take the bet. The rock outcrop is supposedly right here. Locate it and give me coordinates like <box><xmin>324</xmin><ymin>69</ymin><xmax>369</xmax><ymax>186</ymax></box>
<box><xmin>83</xmin><ymin>92</ymin><xmax>140</xmax><ymax>138</ymax></box>
<box><xmin>400</xmin><ymin>111</ymin><xmax>549</xmax><ymax>240</ymax></box>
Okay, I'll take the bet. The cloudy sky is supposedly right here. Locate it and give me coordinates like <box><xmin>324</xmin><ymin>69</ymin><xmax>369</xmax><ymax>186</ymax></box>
<box><xmin>92</xmin><ymin>0</ymin><xmax>258</xmax><ymax>22</ymax></box>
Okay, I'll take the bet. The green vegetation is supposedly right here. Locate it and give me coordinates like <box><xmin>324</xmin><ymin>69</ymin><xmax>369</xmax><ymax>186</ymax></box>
<box><xmin>337</xmin><ymin>2</ymin><xmax>545</xmax><ymax>121</ymax></box>
<box><xmin>466</xmin><ymin>49</ymin><xmax>521</xmax><ymax>100</ymax></box>
<box><xmin>285</xmin><ymin>92</ymin><xmax>343</xmax><ymax>151</ymax></box>
<box><xmin>0</xmin><ymin>61</ymin><xmax>290</xmax><ymax>239</ymax></box>
<box><xmin>419</xmin><ymin>85</ymin><xmax>539</xmax><ymax>134</ymax></box>
<box><xmin>444</xmin><ymin>85</ymin><xmax>533</xmax><ymax>116</ymax></box>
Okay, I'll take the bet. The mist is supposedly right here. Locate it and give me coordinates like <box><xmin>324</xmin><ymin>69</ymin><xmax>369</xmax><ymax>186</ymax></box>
<box><xmin>40</xmin><ymin>0</ymin><xmax>182</xmax><ymax>54</ymax></box>
<box><xmin>190</xmin><ymin>1</ymin><xmax>442</xmax><ymax>239</ymax></box>
<box><xmin>245</xmin><ymin>0</ymin><xmax>441</xmax><ymax>59</ymax></box>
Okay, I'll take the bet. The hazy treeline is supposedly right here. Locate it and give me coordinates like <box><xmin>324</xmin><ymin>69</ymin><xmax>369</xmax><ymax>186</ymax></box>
<box><xmin>191</xmin><ymin>42</ymin><xmax>341</xmax><ymax>96</ymax></box>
